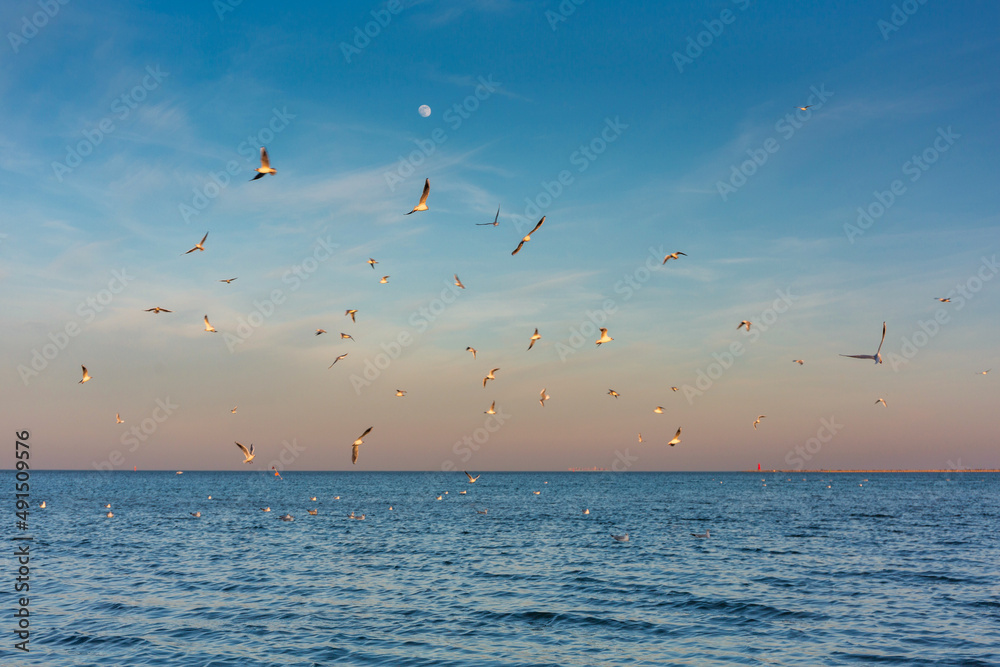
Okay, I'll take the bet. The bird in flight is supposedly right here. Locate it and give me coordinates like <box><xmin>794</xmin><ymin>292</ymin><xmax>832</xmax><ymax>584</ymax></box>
<box><xmin>395</xmin><ymin>389</ymin><xmax>407</xmax><ymax>397</ymax></box>
<box><xmin>539</xmin><ymin>388</ymin><xmax>550</xmax><ymax>407</ymax></box>
<box><xmin>653</xmin><ymin>406</ymin><xmax>664</xmax><ymax>414</ymax></box>
<box><xmin>527</xmin><ymin>328</ymin><xmax>541</xmax><ymax>351</ymax></box>
<box><xmin>340</xmin><ymin>333</ymin><xmax>354</xmax><ymax>341</ymax></box>
<box><xmin>979</xmin><ymin>369</ymin><xmax>991</xmax><ymax>375</ymax></box>
<box><xmin>329</xmin><ymin>354</ymin><xmax>348</xmax><ymax>368</ymax></box>
<box><xmin>466</xmin><ymin>346</ymin><xmax>477</xmax><ymax>360</ymax></box>
<box><xmin>380</xmin><ymin>276</ymin><xmax>390</xmax><ymax>284</ymax></box>
<box><xmin>477</xmin><ymin>206</ymin><xmax>501</xmax><ymax>226</ymax></box>
<box><xmin>671</xmin><ymin>386</ymin><xmax>679</xmax><ymax>392</ymax></box>
<box><xmin>235</xmin><ymin>441</ymin><xmax>255</xmax><ymax>464</ymax></box>
<box><xmin>840</xmin><ymin>321</ymin><xmax>887</xmax><ymax>365</ymax></box>
<box><xmin>351</xmin><ymin>427</ymin><xmax>373</xmax><ymax>464</ymax></box>
<box><xmin>144</xmin><ymin>307</ymin><xmax>172</xmax><ymax>314</ymax></box>
<box><xmin>250</xmin><ymin>146</ymin><xmax>276</xmax><ymax>180</ymax></box>
<box><xmin>484</xmin><ymin>400</ymin><xmax>496</xmax><ymax>415</ymax></box>
<box><xmin>792</xmin><ymin>359</ymin><xmax>805</xmax><ymax>365</ymax></box>
<box><xmin>345</xmin><ymin>309</ymin><xmax>357</xmax><ymax>323</ymax></box>
<box><xmin>935</xmin><ymin>297</ymin><xmax>951</xmax><ymax>303</ymax></box>
<box><xmin>465</xmin><ymin>471</ymin><xmax>481</xmax><ymax>483</ymax></box>
<box><xmin>219</xmin><ymin>277</ymin><xmax>237</xmax><ymax>284</ymax></box>
<box><xmin>738</xmin><ymin>320</ymin><xmax>752</xmax><ymax>332</ymax></box>
<box><xmin>454</xmin><ymin>274</ymin><xmax>465</xmax><ymax>289</ymax></box>
<box><xmin>315</xmin><ymin>329</ymin><xmax>327</xmax><ymax>336</ymax></box>
<box><xmin>638</xmin><ymin>433</ymin><xmax>643</xmax><ymax>443</ymax></box>
<box><xmin>483</xmin><ymin>368</ymin><xmax>499</xmax><ymax>387</ymax></box>
<box><xmin>79</xmin><ymin>365</ymin><xmax>92</xmax><ymax>384</ymax></box>
<box><xmin>608</xmin><ymin>389</ymin><xmax>619</xmax><ymax>399</ymax></box>
<box><xmin>203</xmin><ymin>315</ymin><xmax>217</xmax><ymax>333</ymax></box>
<box><xmin>753</xmin><ymin>415</ymin><xmax>766</xmax><ymax>430</ymax></box>
<box><xmin>875</xmin><ymin>398</ymin><xmax>887</xmax><ymax>407</ymax></box>
<box><xmin>798</xmin><ymin>105</ymin><xmax>813</xmax><ymax>110</ymax></box>
<box><xmin>662</xmin><ymin>251</ymin><xmax>687</xmax><ymax>264</ymax></box>
<box><xmin>406</xmin><ymin>178</ymin><xmax>430</xmax><ymax>215</ymax></box>
<box><xmin>667</xmin><ymin>427</ymin><xmax>682</xmax><ymax>446</ymax></box>
<box><xmin>116</xmin><ymin>413</ymin><xmax>124</xmax><ymax>424</ymax></box>
<box><xmin>511</xmin><ymin>216</ymin><xmax>545</xmax><ymax>256</ymax></box>
<box><xmin>185</xmin><ymin>232</ymin><xmax>209</xmax><ymax>254</ymax></box>
<box><xmin>367</xmin><ymin>258</ymin><xmax>378</xmax><ymax>270</ymax></box>
<box><xmin>596</xmin><ymin>328</ymin><xmax>613</xmax><ymax>346</ymax></box>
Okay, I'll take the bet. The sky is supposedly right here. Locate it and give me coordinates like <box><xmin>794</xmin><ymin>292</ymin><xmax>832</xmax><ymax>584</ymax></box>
<box><xmin>2</xmin><ymin>0</ymin><xmax>998</xmax><ymax>472</ymax></box>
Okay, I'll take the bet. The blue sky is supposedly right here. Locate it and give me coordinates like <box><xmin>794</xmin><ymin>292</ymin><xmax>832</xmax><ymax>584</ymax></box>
<box><xmin>3</xmin><ymin>0</ymin><xmax>998</xmax><ymax>472</ymax></box>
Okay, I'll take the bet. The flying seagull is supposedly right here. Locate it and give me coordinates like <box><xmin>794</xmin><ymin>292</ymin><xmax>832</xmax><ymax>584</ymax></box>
<box><xmin>935</xmin><ymin>297</ymin><xmax>951</xmax><ymax>303</ymax></box>
<box><xmin>667</xmin><ymin>427</ymin><xmax>682</xmax><ymax>446</ymax></box>
<box><xmin>340</xmin><ymin>333</ymin><xmax>354</xmax><ymax>341</ymax></box>
<box><xmin>231</xmin><ymin>406</ymin><xmax>237</xmax><ymax>414</ymax></box>
<box><xmin>483</xmin><ymin>368</ymin><xmax>499</xmax><ymax>387</ymax></box>
<box><xmin>315</xmin><ymin>329</ymin><xmax>327</xmax><ymax>336</ymax></box>
<box><xmin>454</xmin><ymin>274</ymin><xmax>465</xmax><ymax>289</ymax></box>
<box><xmin>203</xmin><ymin>315</ymin><xmax>217</xmax><ymax>333</ymax></box>
<box><xmin>875</xmin><ymin>398</ymin><xmax>887</xmax><ymax>407</ymax></box>
<box><xmin>367</xmin><ymin>258</ymin><xmax>378</xmax><ymax>270</ymax></box>
<box><xmin>351</xmin><ymin>427</ymin><xmax>373</xmax><ymax>465</ymax></box>
<box><xmin>79</xmin><ymin>365</ymin><xmax>92</xmax><ymax>384</ymax></box>
<box><xmin>653</xmin><ymin>406</ymin><xmax>664</xmax><ymax>414</ymax></box>
<box><xmin>671</xmin><ymin>386</ymin><xmax>679</xmax><ymax>392</ymax></box>
<box><xmin>511</xmin><ymin>216</ymin><xmax>545</xmax><ymax>256</ymax></box>
<box><xmin>662</xmin><ymin>251</ymin><xmax>686</xmax><ymax>264</ymax></box>
<box><xmin>484</xmin><ymin>401</ymin><xmax>496</xmax><ymax>415</ymax></box>
<box><xmin>380</xmin><ymin>276</ymin><xmax>390</xmax><ymax>284</ymax></box>
<box><xmin>608</xmin><ymin>389</ymin><xmax>619</xmax><ymax>399</ymax></box>
<box><xmin>738</xmin><ymin>320</ymin><xmax>752</xmax><ymax>332</ymax></box>
<box><xmin>539</xmin><ymin>388</ymin><xmax>550</xmax><ymax>407</ymax></box>
<box><xmin>185</xmin><ymin>232</ymin><xmax>209</xmax><ymax>254</ymax></box>
<box><xmin>753</xmin><ymin>415</ymin><xmax>766</xmax><ymax>430</ymax></box>
<box><xmin>792</xmin><ymin>359</ymin><xmax>805</xmax><ymax>365</ymax></box>
<box><xmin>116</xmin><ymin>413</ymin><xmax>124</xmax><ymax>424</ymax></box>
<box><xmin>527</xmin><ymin>328</ymin><xmax>541</xmax><ymax>351</ymax></box>
<box><xmin>144</xmin><ymin>307</ymin><xmax>172</xmax><ymax>313</ymax></box>
<box><xmin>405</xmin><ymin>178</ymin><xmax>430</xmax><ymax>215</ymax></box>
<box><xmin>466</xmin><ymin>346</ymin><xmax>477</xmax><ymax>360</ymax></box>
<box><xmin>395</xmin><ymin>389</ymin><xmax>407</xmax><ymax>397</ymax></box>
<box><xmin>798</xmin><ymin>105</ymin><xmax>813</xmax><ymax>110</ymax></box>
<box><xmin>345</xmin><ymin>309</ymin><xmax>357</xmax><ymax>323</ymax></box>
<box><xmin>465</xmin><ymin>471</ymin><xmax>481</xmax><ymax>483</ymax></box>
<box><xmin>235</xmin><ymin>441</ymin><xmax>255</xmax><ymax>464</ymax></box>
<box><xmin>638</xmin><ymin>433</ymin><xmax>643</xmax><ymax>443</ymax></box>
<box><xmin>979</xmin><ymin>369</ymin><xmax>991</xmax><ymax>375</ymax></box>
<box><xmin>329</xmin><ymin>354</ymin><xmax>348</xmax><ymax>368</ymax></box>
<box><xmin>250</xmin><ymin>146</ymin><xmax>276</xmax><ymax>180</ymax></box>
<box><xmin>477</xmin><ymin>206</ymin><xmax>501</xmax><ymax>226</ymax></box>
<box><xmin>219</xmin><ymin>277</ymin><xmax>237</xmax><ymax>284</ymax></box>
<box><xmin>596</xmin><ymin>328</ymin><xmax>613</xmax><ymax>346</ymax></box>
<box><xmin>840</xmin><ymin>321</ymin><xmax>887</xmax><ymax>365</ymax></box>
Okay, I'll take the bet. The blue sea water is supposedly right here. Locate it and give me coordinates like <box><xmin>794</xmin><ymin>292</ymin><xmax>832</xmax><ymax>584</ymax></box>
<box><xmin>3</xmin><ymin>471</ymin><xmax>998</xmax><ymax>666</ymax></box>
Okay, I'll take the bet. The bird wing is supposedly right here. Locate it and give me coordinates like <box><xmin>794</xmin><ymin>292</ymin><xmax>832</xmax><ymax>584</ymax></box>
<box><xmin>200</xmin><ymin>232</ymin><xmax>208</xmax><ymax>245</ymax></box>
<box><xmin>357</xmin><ymin>426</ymin><xmax>373</xmax><ymax>441</ymax></box>
<box><xmin>494</xmin><ymin>206</ymin><xmax>500</xmax><ymax>224</ymax></box>
<box><xmin>875</xmin><ymin>321</ymin><xmax>886</xmax><ymax>357</ymax></box>
<box><xmin>511</xmin><ymin>239</ymin><xmax>527</xmax><ymax>255</ymax></box>
<box><xmin>528</xmin><ymin>216</ymin><xmax>545</xmax><ymax>235</ymax></box>
<box><xmin>418</xmin><ymin>178</ymin><xmax>430</xmax><ymax>205</ymax></box>
<box><xmin>465</xmin><ymin>471</ymin><xmax>475</xmax><ymax>482</ymax></box>
<box><xmin>235</xmin><ymin>442</ymin><xmax>250</xmax><ymax>457</ymax></box>
<box><xmin>260</xmin><ymin>147</ymin><xmax>270</xmax><ymax>168</ymax></box>
<box><xmin>840</xmin><ymin>354</ymin><xmax>873</xmax><ymax>360</ymax></box>
<box><xmin>352</xmin><ymin>444</ymin><xmax>359</xmax><ymax>464</ymax></box>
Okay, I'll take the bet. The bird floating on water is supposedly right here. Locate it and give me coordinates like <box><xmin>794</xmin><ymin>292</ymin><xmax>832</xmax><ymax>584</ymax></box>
<box><xmin>691</xmin><ymin>530</ymin><xmax>710</xmax><ymax>538</ymax></box>
<box><xmin>611</xmin><ymin>533</ymin><xmax>629</xmax><ymax>542</ymax></box>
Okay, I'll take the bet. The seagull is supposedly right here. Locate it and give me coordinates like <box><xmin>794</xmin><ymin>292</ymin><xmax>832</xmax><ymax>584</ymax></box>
<box><xmin>611</xmin><ymin>533</ymin><xmax>629</xmax><ymax>542</ymax></box>
<box><xmin>483</xmin><ymin>368</ymin><xmax>499</xmax><ymax>387</ymax></box>
<box><xmin>840</xmin><ymin>321</ymin><xmax>887</xmax><ymax>365</ymax></box>
<box><xmin>351</xmin><ymin>426</ymin><xmax>373</xmax><ymax>465</ymax></box>
<box><xmin>671</xmin><ymin>386</ymin><xmax>679</xmax><ymax>392</ymax></box>
<box><xmin>250</xmin><ymin>146</ymin><xmax>276</xmax><ymax>180</ymax></box>
<box><xmin>307</xmin><ymin>509</ymin><xmax>318</xmax><ymax>515</ymax></box>
<box><xmin>477</xmin><ymin>509</ymin><xmax>488</xmax><ymax>514</ymax></box>
<box><xmin>454</xmin><ymin>274</ymin><xmax>465</xmax><ymax>289</ymax></box>
<box><xmin>340</xmin><ymin>333</ymin><xmax>354</xmax><ymax>341</ymax></box>
<box><xmin>527</xmin><ymin>328</ymin><xmax>541</xmax><ymax>350</ymax></box>
<box><xmin>310</xmin><ymin>497</ymin><xmax>317</xmax><ymax>501</ymax></box>
<box><xmin>738</xmin><ymin>320</ymin><xmax>752</xmax><ymax>332</ymax></box>
<box><xmin>753</xmin><ymin>415</ymin><xmax>766</xmax><ymax>430</ymax></box>
<box><xmin>484</xmin><ymin>401</ymin><xmax>496</xmax><ymax>415</ymax></box>
<box><xmin>380</xmin><ymin>276</ymin><xmax>390</xmax><ymax>284</ymax></box>
<box><xmin>144</xmin><ymin>307</ymin><xmax>172</xmax><ymax>313</ymax></box>
<box><xmin>203</xmin><ymin>315</ymin><xmax>216</xmax><ymax>333</ymax></box>
<box><xmin>190</xmin><ymin>512</ymin><xmax>201</xmax><ymax>518</ymax></box>
<box><xmin>798</xmin><ymin>105</ymin><xmax>813</xmax><ymax>110</ymax></box>
<box><xmin>219</xmin><ymin>277</ymin><xmax>237</xmax><ymax>284</ymax></box>
<box><xmin>345</xmin><ymin>309</ymin><xmax>358</xmax><ymax>323</ymax></box>
<box><xmin>653</xmin><ymin>406</ymin><xmax>664</xmax><ymax>414</ymax></box>
<box><xmin>638</xmin><ymin>433</ymin><xmax>643</xmax><ymax>443</ymax></box>
<box><xmin>235</xmin><ymin>441</ymin><xmax>255</xmax><ymax>464</ymax></box>
<box><xmin>185</xmin><ymin>232</ymin><xmax>209</xmax><ymax>254</ymax></box>
<box><xmin>608</xmin><ymin>389</ymin><xmax>619</xmax><ymax>399</ymax></box>
<box><xmin>465</xmin><ymin>471</ymin><xmax>480</xmax><ymax>483</ymax></box>
<box><xmin>79</xmin><ymin>365</ymin><xmax>92</xmax><ymax>384</ymax></box>
<box><xmin>667</xmin><ymin>427</ymin><xmax>682</xmax><ymax>446</ymax></box>
<box><xmin>315</xmin><ymin>329</ymin><xmax>327</xmax><ymax>336</ymax></box>
<box><xmin>466</xmin><ymin>346</ymin><xmax>477</xmax><ymax>360</ymax></box>
<box><xmin>875</xmin><ymin>398</ymin><xmax>887</xmax><ymax>407</ymax></box>
<box><xmin>662</xmin><ymin>251</ymin><xmax>687</xmax><ymax>264</ymax></box>
<box><xmin>792</xmin><ymin>359</ymin><xmax>805</xmax><ymax>365</ymax></box>
<box><xmin>329</xmin><ymin>354</ymin><xmax>348</xmax><ymax>368</ymax></box>
<box><xmin>395</xmin><ymin>389</ymin><xmax>407</xmax><ymax>397</ymax></box>
<box><xmin>104</xmin><ymin>504</ymin><xmax>111</xmax><ymax>508</ymax></box>
<box><xmin>279</xmin><ymin>514</ymin><xmax>294</xmax><ymax>521</ymax></box>
<box><xmin>539</xmin><ymin>388</ymin><xmax>550</xmax><ymax>407</ymax></box>
<box><xmin>477</xmin><ymin>206</ymin><xmax>501</xmax><ymax>226</ymax></box>
<box><xmin>583</xmin><ymin>509</ymin><xmax>589</xmax><ymax>515</ymax></box>
<box><xmin>116</xmin><ymin>413</ymin><xmax>124</xmax><ymax>424</ymax></box>
<box><xmin>405</xmin><ymin>178</ymin><xmax>430</xmax><ymax>215</ymax></box>
<box><xmin>596</xmin><ymin>328</ymin><xmax>613</xmax><ymax>346</ymax></box>
<box><xmin>105</xmin><ymin>512</ymin><xmax>114</xmax><ymax>518</ymax></box>
<box><xmin>39</xmin><ymin>501</ymin><xmax>46</xmax><ymax>508</ymax></box>
<box><xmin>367</xmin><ymin>258</ymin><xmax>378</xmax><ymax>270</ymax></box>
<box><xmin>231</xmin><ymin>406</ymin><xmax>238</xmax><ymax>414</ymax></box>
<box><xmin>978</xmin><ymin>369</ymin><xmax>990</xmax><ymax>375</ymax></box>
<box><xmin>935</xmin><ymin>298</ymin><xmax>951</xmax><ymax>302</ymax></box>
<box><xmin>691</xmin><ymin>530</ymin><xmax>710</xmax><ymax>538</ymax></box>
<box><xmin>511</xmin><ymin>216</ymin><xmax>544</xmax><ymax>255</ymax></box>
<box><xmin>261</xmin><ymin>507</ymin><xmax>271</xmax><ymax>512</ymax></box>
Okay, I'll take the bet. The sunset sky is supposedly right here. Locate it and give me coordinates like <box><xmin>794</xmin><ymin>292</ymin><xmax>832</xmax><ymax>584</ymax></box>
<box><xmin>3</xmin><ymin>1</ymin><xmax>998</xmax><ymax>472</ymax></box>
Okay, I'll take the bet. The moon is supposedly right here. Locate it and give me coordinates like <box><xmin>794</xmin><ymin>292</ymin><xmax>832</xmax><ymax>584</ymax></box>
<box><xmin>418</xmin><ymin>105</ymin><xmax>431</xmax><ymax>118</ymax></box>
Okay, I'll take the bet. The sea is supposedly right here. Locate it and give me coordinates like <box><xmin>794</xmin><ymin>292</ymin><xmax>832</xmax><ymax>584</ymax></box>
<box><xmin>3</xmin><ymin>471</ymin><xmax>998</xmax><ymax>666</ymax></box>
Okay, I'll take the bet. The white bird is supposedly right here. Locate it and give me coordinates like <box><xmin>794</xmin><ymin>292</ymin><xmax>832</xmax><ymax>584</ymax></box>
<box><xmin>738</xmin><ymin>320</ymin><xmax>752</xmax><ymax>332</ymax></box>
<box><xmin>395</xmin><ymin>389</ymin><xmax>407</xmax><ymax>397</ymax></box>
<box><xmin>340</xmin><ymin>332</ymin><xmax>354</xmax><ymax>341</ymax></box>
<box><xmin>653</xmin><ymin>406</ymin><xmax>664</xmax><ymax>414</ymax></box>
<box><xmin>79</xmin><ymin>365</ymin><xmax>92</xmax><ymax>384</ymax></box>
<box><xmin>583</xmin><ymin>509</ymin><xmax>589</xmax><ymax>515</ymax></box>
<box><xmin>662</xmin><ymin>251</ymin><xmax>686</xmax><ymax>264</ymax></box>
<box><xmin>511</xmin><ymin>216</ymin><xmax>545</xmax><ymax>256</ymax></box>
<box><xmin>279</xmin><ymin>514</ymin><xmax>294</xmax><ymax>521</ymax></box>
<box><xmin>39</xmin><ymin>501</ymin><xmax>46</xmax><ymax>508</ymax></box>
<box><xmin>144</xmin><ymin>306</ymin><xmax>172</xmax><ymax>313</ymax></box>
<box><xmin>261</xmin><ymin>507</ymin><xmax>271</xmax><ymax>512</ymax></box>
<box><xmin>978</xmin><ymin>369</ymin><xmax>991</xmax><ymax>375</ymax></box>
<box><xmin>935</xmin><ymin>297</ymin><xmax>951</xmax><ymax>302</ymax></box>
<box><xmin>380</xmin><ymin>276</ymin><xmax>390</xmax><ymax>284</ymax></box>
<box><xmin>483</xmin><ymin>368</ymin><xmax>499</xmax><ymax>387</ymax></box>
<box><xmin>840</xmin><ymin>321</ymin><xmax>887</xmax><ymax>365</ymax></box>
<box><xmin>454</xmin><ymin>274</ymin><xmax>465</xmax><ymax>289</ymax></box>
<box><xmin>466</xmin><ymin>346</ymin><xmax>477</xmax><ymax>360</ymax></box>
<box><xmin>753</xmin><ymin>415</ymin><xmax>766</xmax><ymax>430</ymax></box>
<box><xmin>105</xmin><ymin>512</ymin><xmax>113</xmax><ymax>518</ymax></box>
<box><xmin>406</xmin><ymin>178</ymin><xmax>430</xmax><ymax>214</ymax></box>
<box><xmin>527</xmin><ymin>328</ymin><xmax>541</xmax><ymax>351</ymax></box>
<box><xmin>307</xmin><ymin>509</ymin><xmax>318</xmax><ymax>515</ymax></box>
<box><xmin>329</xmin><ymin>354</ymin><xmax>348</xmax><ymax>368</ymax></box>
<box><xmin>608</xmin><ymin>389</ymin><xmax>619</xmax><ymax>399</ymax></box>
<box><xmin>351</xmin><ymin>426</ymin><xmax>373</xmax><ymax>465</ymax></box>
<box><xmin>596</xmin><ymin>328</ymin><xmax>613</xmax><ymax>345</ymax></box>
<box><xmin>310</xmin><ymin>497</ymin><xmax>317</xmax><ymax>501</ymax></box>
<box><xmin>671</xmin><ymin>386</ymin><xmax>679</xmax><ymax>392</ymax></box>
<box><xmin>539</xmin><ymin>388</ymin><xmax>550</xmax><ymax>407</ymax></box>
<box><xmin>315</xmin><ymin>329</ymin><xmax>327</xmax><ymax>336</ymax></box>
<box><xmin>611</xmin><ymin>533</ymin><xmax>629</xmax><ymax>542</ymax></box>
<box><xmin>250</xmin><ymin>146</ymin><xmax>276</xmax><ymax>180</ymax></box>
<box><xmin>691</xmin><ymin>530</ymin><xmax>710</xmax><ymax>538</ymax></box>
<box><xmin>477</xmin><ymin>206</ymin><xmax>501</xmax><ymax>226</ymax></box>
<box><xmin>185</xmin><ymin>232</ymin><xmax>209</xmax><ymax>254</ymax></box>
<box><xmin>104</xmin><ymin>504</ymin><xmax>111</xmax><ymax>508</ymax></box>
<box><xmin>667</xmin><ymin>427</ymin><xmax>682</xmax><ymax>446</ymax></box>
<box><xmin>116</xmin><ymin>413</ymin><xmax>123</xmax><ymax>424</ymax></box>
<box><xmin>792</xmin><ymin>359</ymin><xmax>805</xmax><ymax>365</ymax></box>
<box><xmin>346</xmin><ymin>309</ymin><xmax>358</xmax><ymax>322</ymax></box>
<box><xmin>638</xmin><ymin>433</ymin><xmax>643</xmax><ymax>443</ymax></box>
<box><xmin>235</xmin><ymin>441</ymin><xmax>255</xmax><ymax>464</ymax></box>
<box><xmin>465</xmin><ymin>471</ymin><xmax>480</xmax><ymax>483</ymax></box>
<box><xmin>367</xmin><ymin>258</ymin><xmax>378</xmax><ymax>270</ymax></box>
<box><xmin>875</xmin><ymin>398</ymin><xmax>887</xmax><ymax>407</ymax></box>
<box><xmin>203</xmin><ymin>315</ymin><xmax>217</xmax><ymax>333</ymax></box>
<box><xmin>484</xmin><ymin>401</ymin><xmax>496</xmax><ymax>415</ymax></box>
<box><xmin>190</xmin><ymin>512</ymin><xmax>201</xmax><ymax>518</ymax></box>
<box><xmin>230</xmin><ymin>406</ymin><xmax>237</xmax><ymax>415</ymax></box>
<box><xmin>219</xmin><ymin>277</ymin><xmax>237</xmax><ymax>284</ymax></box>
<box><xmin>477</xmin><ymin>509</ymin><xmax>488</xmax><ymax>514</ymax></box>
